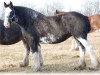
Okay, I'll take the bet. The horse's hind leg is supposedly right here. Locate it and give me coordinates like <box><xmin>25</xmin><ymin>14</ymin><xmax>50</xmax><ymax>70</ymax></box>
<box><xmin>77</xmin><ymin>37</ymin><xmax>99</xmax><ymax>70</ymax></box>
<box><xmin>20</xmin><ymin>39</ymin><xmax>30</xmax><ymax>67</ymax></box>
<box><xmin>74</xmin><ymin>40</ymin><xmax>86</xmax><ymax>70</ymax></box>
<box><xmin>32</xmin><ymin>45</ymin><xmax>42</xmax><ymax>71</ymax></box>
<box><xmin>70</xmin><ymin>37</ymin><xmax>79</xmax><ymax>51</ymax></box>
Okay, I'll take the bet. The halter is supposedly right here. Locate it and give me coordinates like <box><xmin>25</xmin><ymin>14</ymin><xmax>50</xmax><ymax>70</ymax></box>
<box><xmin>7</xmin><ymin>10</ymin><xmax>16</xmax><ymax>22</ymax></box>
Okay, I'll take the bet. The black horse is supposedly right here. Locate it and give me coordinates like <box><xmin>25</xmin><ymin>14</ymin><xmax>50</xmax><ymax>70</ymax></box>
<box><xmin>0</xmin><ymin>19</ymin><xmax>33</xmax><ymax>68</ymax></box>
<box><xmin>3</xmin><ymin>1</ymin><xmax>99</xmax><ymax>71</ymax></box>
<box><xmin>0</xmin><ymin>19</ymin><xmax>22</xmax><ymax>45</ymax></box>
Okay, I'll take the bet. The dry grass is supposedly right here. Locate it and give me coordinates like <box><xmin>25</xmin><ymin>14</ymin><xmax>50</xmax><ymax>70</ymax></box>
<box><xmin>0</xmin><ymin>31</ymin><xmax>100</xmax><ymax>73</ymax></box>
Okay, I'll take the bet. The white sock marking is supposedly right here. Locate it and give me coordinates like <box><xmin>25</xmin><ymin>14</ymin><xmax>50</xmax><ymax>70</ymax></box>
<box><xmin>23</xmin><ymin>49</ymin><xmax>30</xmax><ymax>66</ymax></box>
<box><xmin>33</xmin><ymin>52</ymin><xmax>40</xmax><ymax>70</ymax></box>
<box><xmin>79</xmin><ymin>45</ymin><xmax>85</xmax><ymax>65</ymax></box>
<box><xmin>38</xmin><ymin>46</ymin><xmax>43</xmax><ymax>65</ymax></box>
<box><xmin>77</xmin><ymin>37</ymin><xmax>99</xmax><ymax>67</ymax></box>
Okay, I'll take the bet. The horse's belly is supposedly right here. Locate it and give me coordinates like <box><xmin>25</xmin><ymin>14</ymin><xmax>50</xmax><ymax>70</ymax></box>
<box><xmin>40</xmin><ymin>34</ymin><xmax>59</xmax><ymax>44</ymax></box>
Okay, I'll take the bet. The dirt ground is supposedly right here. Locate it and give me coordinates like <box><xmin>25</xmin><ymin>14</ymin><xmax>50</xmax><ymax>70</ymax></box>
<box><xmin>0</xmin><ymin>31</ymin><xmax>100</xmax><ymax>73</ymax></box>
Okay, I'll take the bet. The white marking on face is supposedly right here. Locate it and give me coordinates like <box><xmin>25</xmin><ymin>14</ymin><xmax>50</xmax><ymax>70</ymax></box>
<box><xmin>4</xmin><ymin>7</ymin><xmax>12</xmax><ymax>28</ymax></box>
<box><xmin>77</xmin><ymin>37</ymin><xmax>99</xmax><ymax>67</ymax></box>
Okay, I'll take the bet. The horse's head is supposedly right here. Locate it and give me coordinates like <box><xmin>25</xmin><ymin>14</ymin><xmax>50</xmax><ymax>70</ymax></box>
<box><xmin>4</xmin><ymin>1</ymin><xmax>16</xmax><ymax>28</ymax></box>
<box><xmin>54</xmin><ymin>10</ymin><xmax>66</xmax><ymax>16</ymax></box>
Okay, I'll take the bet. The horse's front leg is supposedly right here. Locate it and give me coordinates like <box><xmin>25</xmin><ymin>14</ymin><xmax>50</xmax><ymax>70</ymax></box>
<box><xmin>38</xmin><ymin>45</ymin><xmax>43</xmax><ymax>66</ymax></box>
<box><xmin>20</xmin><ymin>39</ymin><xmax>30</xmax><ymax>67</ymax></box>
<box><xmin>30</xmin><ymin>40</ymin><xmax>43</xmax><ymax>71</ymax></box>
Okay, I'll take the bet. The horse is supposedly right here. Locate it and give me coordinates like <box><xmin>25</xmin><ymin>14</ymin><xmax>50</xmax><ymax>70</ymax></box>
<box><xmin>0</xmin><ymin>19</ymin><xmax>34</xmax><ymax>68</ymax></box>
<box><xmin>54</xmin><ymin>10</ymin><xmax>100</xmax><ymax>50</ymax></box>
<box><xmin>54</xmin><ymin>10</ymin><xmax>100</xmax><ymax>32</ymax></box>
<box><xmin>54</xmin><ymin>10</ymin><xmax>82</xmax><ymax>50</ymax></box>
<box><xmin>0</xmin><ymin>19</ymin><xmax>23</xmax><ymax>45</ymax></box>
<box><xmin>3</xmin><ymin>1</ymin><xmax>99</xmax><ymax>71</ymax></box>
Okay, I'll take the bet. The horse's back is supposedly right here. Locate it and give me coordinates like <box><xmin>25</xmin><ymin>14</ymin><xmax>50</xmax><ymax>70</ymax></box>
<box><xmin>61</xmin><ymin>11</ymin><xmax>90</xmax><ymax>37</ymax></box>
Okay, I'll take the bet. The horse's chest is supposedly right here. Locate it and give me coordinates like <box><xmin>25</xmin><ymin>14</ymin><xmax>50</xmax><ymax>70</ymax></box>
<box><xmin>21</xmin><ymin>28</ymin><xmax>33</xmax><ymax>41</ymax></box>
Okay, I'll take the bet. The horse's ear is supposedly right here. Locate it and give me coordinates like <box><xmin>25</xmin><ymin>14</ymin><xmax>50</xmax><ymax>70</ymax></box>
<box><xmin>10</xmin><ymin>1</ymin><xmax>13</xmax><ymax>5</ymax></box>
<box><xmin>56</xmin><ymin>10</ymin><xmax>59</xmax><ymax>14</ymax></box>
<box><xmin>10</xmin><ymin>1</ymin><xmax>13</xmax><ymax>9</ymax></box>
<box><xmin>56</xmin><ymin>10</ymin><xmax>58</xmax><ymax>13</ymax></box>
<box><xmin>4</xmin><ymin>2</ymin><xmax>7</xmax><ymax>7</ymax></box>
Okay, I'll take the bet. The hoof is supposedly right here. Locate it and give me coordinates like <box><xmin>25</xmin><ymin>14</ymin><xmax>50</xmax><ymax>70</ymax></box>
<box><xmin>33</xmin><ymin>66</ymin><xmax>41</xmax><ymax>72</ymax></box>
<box><xmin>74</xmin><ymin>65</ymin><xmax>86</xmax><ymax>70</ymax></box>
<box><xmin>74</xmin><ymin>47</ymin><xmax>79</xmax><ymax>51</ymax></box>
<box><xmin>19</xmin><ymin>62</ymin><xmax>28</xmax><ymax>67</ymax></box>
<box><xmin>74</xmin><ymin>63</ymin><xmax>86</xmax><ymax>70</ymax></box>
<box><xmin>88</xmin><ymin>61</ymin><xmax>100</xmax><ymax>70</ymax></box>
<box><xmin>88</xmin><ymin>64</ymin><xmax>99</xmax><ymax>71</ymax></box>
<box><xmin>88</xmin><ymin>67</ymin><xmax>98</xmax><ymax>71</ymax></box>
<box><xmin>70</xmin><ymin>47</ymin><xmax>79</xmax><ymax>51</ymax></box>
<box><xmin>40</xmin><ymin>63</ymin><xmax>43</xmax><ymax>66</ymax></box>
<box><xmin>72</xmin><ymin>55</ymin><xmax>79</xmax><ymax>58</ymax></box>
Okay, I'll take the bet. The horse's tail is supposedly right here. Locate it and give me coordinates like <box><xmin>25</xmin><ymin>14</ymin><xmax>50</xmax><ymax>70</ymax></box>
<box><xmin>86</xmin><ymin>16</ymin><xmax>91</xmax><ymax>33</ymax></box>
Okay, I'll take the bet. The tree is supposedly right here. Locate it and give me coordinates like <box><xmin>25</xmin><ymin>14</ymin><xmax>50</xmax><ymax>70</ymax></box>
<box><xmin>38</xmin><ymin>1</ymin><xmax>64</xmax><ymax>16</ymax></box>
<box><xmin>82</xmin><ymin>0</ymin><xmax>100</xmax><ymax>16</ymax></box>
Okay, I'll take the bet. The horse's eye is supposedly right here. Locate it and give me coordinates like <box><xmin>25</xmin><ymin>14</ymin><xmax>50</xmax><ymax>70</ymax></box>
<box><xmin>9</xmin><ymin>11</ymin><xmax>14</xmax><ymax>18</ymax></box>
<box><xmin>12</xmin><ymin>17</ymin><xmax>15</xmax><ymax>21</ymax></box>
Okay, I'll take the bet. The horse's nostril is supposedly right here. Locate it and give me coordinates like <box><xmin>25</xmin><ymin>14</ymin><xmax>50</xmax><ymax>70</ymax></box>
<box><xmin>4</xmin><ymin>22</ymin><xmax>10</xmax><ymax>28</ymax></box>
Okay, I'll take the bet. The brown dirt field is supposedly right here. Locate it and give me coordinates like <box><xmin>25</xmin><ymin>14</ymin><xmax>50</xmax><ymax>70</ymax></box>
<box><xmin>0</xmin><ymin>31</ymin><xmax>100</xmax><ymax>73</ymax></box>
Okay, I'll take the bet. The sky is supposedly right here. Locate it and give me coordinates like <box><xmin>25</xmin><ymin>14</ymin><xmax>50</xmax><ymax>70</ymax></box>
<box><xmin>1</xmin><ymin>0</ymin><xmax>88</xmax><ymax>10</ymax></box>
<box><xmin>0</xmin><ymin>0</ymin><xmax>98</xmax><ymax>18</ymax></box>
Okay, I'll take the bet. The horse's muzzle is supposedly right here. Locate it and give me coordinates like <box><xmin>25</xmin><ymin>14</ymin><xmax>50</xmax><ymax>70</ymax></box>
<box><xmin>4</xmin><ymin>21</ymin><xmax>10</xmax><ymax>28</ymax></box>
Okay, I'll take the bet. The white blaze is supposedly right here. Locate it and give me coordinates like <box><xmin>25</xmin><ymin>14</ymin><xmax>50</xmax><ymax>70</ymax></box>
<box><xmin>4</xmin><ymin>7</ymin><xmax>12</xmax><ymax>28</ymax></box>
